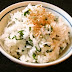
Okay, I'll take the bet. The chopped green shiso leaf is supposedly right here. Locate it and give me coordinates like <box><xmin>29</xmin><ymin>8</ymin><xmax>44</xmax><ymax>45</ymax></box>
<box><xmin>29</xmin><ymin>37</ymin><xmax>32</xmax><ymax>42</ymax></box>
<box><xmin>44</xmin><ymin>44</ymin><xmax>51</xmax><ymax>47</ymax></box>
<box><xmin>29</xmin><ymin>27</ymin><xmax>31</xmax><ymax>31</ymax></box>
<box><xmin>8</xmin><ymin>35</ymin><xmax>11</xmax><ymax>39</ymax></box>
<box><xmin>35</xmin><ymin>46</ymin><xmax>41</xmax><ymax>52</ymax></box>
<box><xmin>46</xmin><ymin>49</ymin><xmax>53</xmax><ymax>53</ymax></box>
<box><xmin>8</xmin><ymin>30</ymin><xmax>24</xmax><ymax>40</ymax></box>
<box><xmin>56</xmin><ymin>35</ymin><xmax>59</xmax><ymax>37</ymax></box>
<box><xmin>32</xmin><ymin>53</ymin><xmax>36</xmax><ymax>59</ymax></box>
<box><xmin>17</xmin><ymin>52</ymin><xmax>20</xmax><ymax>55</ymax></box>
<box><xmin>22</xmin><ymin>50</ymin><xmax>24</xmax><ymax>52</ymax></box>
<box><xmin>68</xmin><ymin>32</ymin><xmax>70</xmax><ymax>34</ymax></box>
<box><xmin>24</xmin><ymin>9</ymin><xmax>30</xmax><ymax>16</ymax></box>
<box><xmin>26</xmin><ymin>41</ymin><xmax>33</xmax><ymax>46</ymax></box>
<box><xmin>12</xmin><ymin>35</ymin><xmax>17</xmax><ymax>39</ymax></box>
<box><xmin>18</xmin><ymin>30</ymin><xmax>24</xmax><ymax>38</ymax></box>
<box><xmin>60</xmin><ymin>47</ymin><xmax>63</xmax><ymax>50</ymax></box>
<box><xmin>51</xmin><ymin>26</ymin><xmax>53</xmax><ymax>32</ymax></box>
<box><xmin>32</xmin><ymin>35</ymin><xmax>35</xmax><ymax>38</ymax></box>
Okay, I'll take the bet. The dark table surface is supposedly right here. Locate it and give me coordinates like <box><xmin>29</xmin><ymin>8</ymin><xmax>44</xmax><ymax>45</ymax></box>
<box><xmin>0</xmin><ymin>0</ymin><xmax>72</xmax><ymax>72</ymax></box>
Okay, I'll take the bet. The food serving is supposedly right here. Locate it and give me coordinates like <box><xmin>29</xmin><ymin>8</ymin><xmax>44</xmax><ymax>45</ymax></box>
<box><xmin>0</xmin><ymin>4</ymin><xmax>70</xmax><ymax>63</ymax></box>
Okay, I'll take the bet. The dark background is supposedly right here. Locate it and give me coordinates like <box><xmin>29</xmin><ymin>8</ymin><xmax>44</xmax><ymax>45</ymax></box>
<box><xmin>0</xmin><ymin>0</ymin><xmax>72</xmax><ymax>72</ymax></box>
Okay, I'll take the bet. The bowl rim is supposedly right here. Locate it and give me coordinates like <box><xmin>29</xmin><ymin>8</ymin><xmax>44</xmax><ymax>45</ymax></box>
<box><xmin>0</xmin><ymin>47</ymin><xmax>72</xmax><ymax>67</ymax></box>
<box><xmin>0</xmin><ymin>1</ymin><xmax>72</xmax><ymax>67</ymax></box>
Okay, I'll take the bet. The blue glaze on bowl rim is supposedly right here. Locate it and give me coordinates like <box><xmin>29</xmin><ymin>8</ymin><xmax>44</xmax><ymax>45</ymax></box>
<box><xmin>0</xmin><ymin>5</ymin><xmax>72</xmax><ymax>28</ymax></box>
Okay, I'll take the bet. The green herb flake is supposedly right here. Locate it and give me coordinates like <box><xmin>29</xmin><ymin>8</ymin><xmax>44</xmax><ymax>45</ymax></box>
<box><xmin>8</xmin><ymin>36</ymin><xmax>11</xmax><ymax>39</ymax></box>
<box><xmin>26</xmin><ymin>37</ymin><xmax>33</xmax><ymax>46</ymax></box>
<box><xmin>35</xmin><ymin>46</ymin><xmax>41</xmax><ymax>52</ymax></box>
<box><xmin>22</xmin><ymin>50</ymin><xmax>24</xmax><ymax>52</ymax></box>
<box><xmin>48</xmin><ymin>28</ymin><xmax>49</xmax><ymax>31</ymax></box>
<box><xmin>12</xmin><ymin>30</ymin><xmax>24</xmax><ymax>40</ymax></box>
<box><xmin>18</xmin><ymin>48</ymin><xmax>19</xmax><ymax>49</ymax></box>
<box><xmin>46</xmin><ymin>50</ymin><xmax>49</xmax><ymax>53</ymax></box>
<box><xmin>17</xmin><ymin>58</ymin><xmax>20</xmax><ymax>60</ymax></box>
<box><xmin>33</xmin><ymin>35</ymin><xmax>35</xmax><ymax>38</ymax></box>
<box><xmin>29</xmin><ymin>27</ymin><xmax>31</xmax><ymax>31</ymax></box>
<box><xmin>15</xmin><ymin>18</ymin><xmax>17</xmax><ymax>20</ymax></box>
<box><xmin>44</xmin><ymin>44</ymin><xmax>51</xmax><ymax>47</ymax></box>
<box><xmin>39</xmin><ymin>48</ymin><xmax>41</xmax><ymax>52</ymax></box>
<box><xmin>44</xmin><ymin>24</ymin><xmax>47</xmax><ymax>28</ymax></box>
<box><xmin>68</xmin><ymin>32</ymin><xmax>70</xmax><ymax>34</ymax></box>
<box><xmin>56</xmin><ymin>35</ymin><xmax>59</xmax><ymax>37</ymax></box>
<box><xmin>49</xmin><ymin>49</ymin><xmax>53</xmax><ymax>52</ymax></box>
<box><xmin>48</xmin><ymin>33</ymin><xmax>50</xmax><ymax>36</ymax></box>
<box><xmin>25</xmin><ymin>45</ymin><xmax>26</xmax><ymax>47</ymax></box>
<box><xmin>45</xmin><ymin>18</ymin><xmax>48</xmax><ymax>20</ymax></box>
<box><xmin>66</xmin><ymin>43</ymin><xmax>68</xmax><ymax>45</ymax></box>
<box><xmin>26</xmin><ymin>41</ymin><xmax>33</xmax><ymax>46</ymax></box>
<box><xmin>17</xmin><ymin>52</ymin><xmax>20</xmax><ymax>55</ymax></box>
<box><xmin>60</xmin><ymin>47</ymin><xmax>63</xmax><ymax>50</ymax></box>
<box><xmin>24</xmin><ymin>9</ymin><xmax>30</xmax><ymax>16</ymax></box>
<box><xmin>12</xmin><ymin>35</ymin><xmax>17</xmax><ymax>39</ymax></box>
<box><xmin>46</xmin><ymin>49</ymin><xmax>53</xmax><ymax>53</ymax></box>
<box><xmin>18</xmin><ymin>30</ymin><xmax>24</xmax><ymax>40</ymax></box>
<box><xmin>29</xmin><ymin>37</ymin><xmax>32</xmax><ymax>42</ymax></box>
<box><xmin>51</xmin><ymin>26</ymin><xmax>53</xmax><ymax>32</ymax></box>
<box><xmin>35</xmin><ymin>60</ymin><xmax>38</xmax><ymax>63</ymax></box>
<box><xmin>40</xmin><ymin>24</ymin><xmax>43</xmax><ymax>26</ymax></box>
<box><xmin>32</xmin><ymin>53</ymin><xmax>36</xmax><ymax>59</ymax></box>
<box><xmin>18</xmin><ymin>30</ymin><xmax>24</xmax><ymax>36</ymax></box>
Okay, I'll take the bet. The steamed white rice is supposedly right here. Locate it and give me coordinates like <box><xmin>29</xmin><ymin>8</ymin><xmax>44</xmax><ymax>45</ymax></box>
<box><xmin>0</xmin><ymin>4</ymin><xmax>70</xmax><ymax>63</ymax></box>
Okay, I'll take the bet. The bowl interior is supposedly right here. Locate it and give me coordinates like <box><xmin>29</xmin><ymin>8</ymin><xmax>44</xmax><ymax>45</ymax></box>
<box><xmin>0</xmin><ymin>1</ymin><xmax>72</xmax><ymax>67</ymax></box>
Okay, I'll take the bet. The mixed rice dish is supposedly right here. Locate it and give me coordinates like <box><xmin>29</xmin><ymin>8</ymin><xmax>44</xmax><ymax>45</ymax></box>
<box><xmin>0</xmin><ymin>4</ymin><xmax>70</xmax><ymax>63</ymax></box>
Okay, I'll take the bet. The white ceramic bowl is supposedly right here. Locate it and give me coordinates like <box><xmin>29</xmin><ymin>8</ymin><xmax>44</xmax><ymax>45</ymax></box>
<box><xmin>0</xmin><ymin>1</ymin><xmax>72</xmax><ymax>67</ymax></box>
